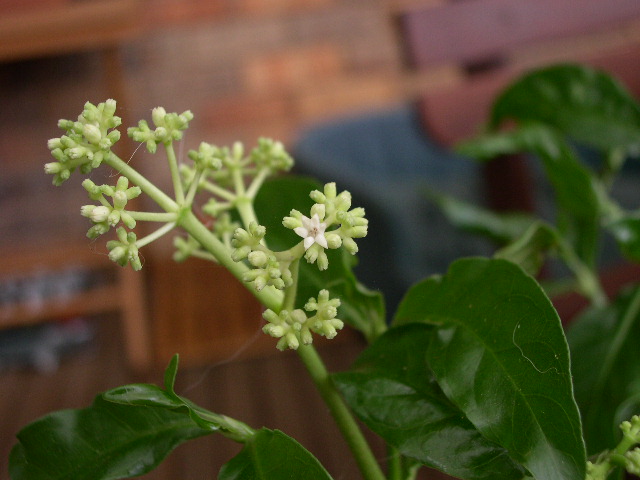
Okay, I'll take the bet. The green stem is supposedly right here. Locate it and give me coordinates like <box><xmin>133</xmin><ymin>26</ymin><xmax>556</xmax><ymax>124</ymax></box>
<box><xmin>136</xmin><ymin>222</ymin><xmax>176</xmax><ymax>248</ymax></box>
<box><xmin>296</xmin><ymin>345</ymin><xmax>386</xmax><ymax>480</ymax></box>
<box><xmin>164</xmin><ymin>142</ymin><xmax>185</xmax><ymax>204</ymax></box>
<box><xmin>179</xmin><ymin>210</ymin><xmax>283</xmax><ymax>312</ymax></box>
<box><xmin>245</xmin><ymin>166</ymin><xmax>270</xmax><ymax>200</ymax></box>
<box><xmin>282</xmin><ymin>259</ymin><xmax>300</xmax><ymax>311</ymax></box>
<box><xmin>597</xmin><ymin>287</ymin><xmax>640</xmax><ymax>398</ymax></box>
<box><xmin>236</xmin><ymin>197</ymin><xmax>258</xmax><ymax>230</ymax></box>
<box><xmin>201</xmin><ymin>179</ymin><xmax>237</xmax><ymax>202</ymax></box>
<box><xmin>559</xmin><ymin>239</ymin><xmax>607</xmax><ymax>308</ymax></box>
<box><xmin>387</xmin><ymin>447</ymin><xmax>402</xmax><ymax>480</ymax></box>
<box><xmin>183</xmin><ymin>168</ymin><xmax>203</xmax><ymax>207</ymax></box>
<box><xmin>105</xmin><ymin>154</ymin><xmax>178</xmax><ymax>213</ymax></box>
<box><xmin>128</xmin><ymin>211</ymin><xmax>178</xmax><ymax>222</ymax></box>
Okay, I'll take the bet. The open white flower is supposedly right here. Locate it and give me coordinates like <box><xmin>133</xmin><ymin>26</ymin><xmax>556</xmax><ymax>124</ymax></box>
<box><xmin>294</xmin><ymin>214</ymin><xmax>328</xmax><ymax>250</ymax></box>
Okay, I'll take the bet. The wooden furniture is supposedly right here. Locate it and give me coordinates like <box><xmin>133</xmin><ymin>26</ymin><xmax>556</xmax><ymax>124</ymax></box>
<box><xmin>0</xmin><ymin>0</ymin><xmax>151</xmax><ymax>371</ymax></box>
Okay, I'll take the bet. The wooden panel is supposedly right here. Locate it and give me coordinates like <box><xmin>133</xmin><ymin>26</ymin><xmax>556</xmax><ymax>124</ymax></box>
<box><xmin>0</xmin><ymin>0</ymin><xmax>143</xmax><ymax>61</ymax></box>
<box><xmin>398</xmin><ymin>0</ymin><xmax>640</xmax><ymax>68</ymax></box>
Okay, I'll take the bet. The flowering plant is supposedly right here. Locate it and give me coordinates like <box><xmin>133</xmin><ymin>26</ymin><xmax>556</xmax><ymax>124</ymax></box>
<box><xmin>8</xmin><ymin>64</ymin><xmax>640</xmax><ymax>480</ymax></box>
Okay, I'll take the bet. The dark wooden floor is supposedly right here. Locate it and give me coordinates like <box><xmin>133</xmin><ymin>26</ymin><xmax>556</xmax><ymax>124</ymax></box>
<box><xmin>1</xmin><ymin>315</ymin><xmax>394</xmax><ymax>480</ymax></box>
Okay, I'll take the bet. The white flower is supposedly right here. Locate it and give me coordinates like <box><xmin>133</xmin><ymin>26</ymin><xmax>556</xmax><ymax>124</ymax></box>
<box><xmin>294</xmin><ymin>214</ymin><xmax>328</xmax><ymax>250</ymax></box>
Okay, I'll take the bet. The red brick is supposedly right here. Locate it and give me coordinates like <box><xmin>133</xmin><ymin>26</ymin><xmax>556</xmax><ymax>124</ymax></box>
<box><xmin>244</xmin><ymin>44</ymin><xmax>344</xmax><ymax>94</ymax></box>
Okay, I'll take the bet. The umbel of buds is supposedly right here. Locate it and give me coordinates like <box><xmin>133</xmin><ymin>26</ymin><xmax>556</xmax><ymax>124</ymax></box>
<box><xmin>262</xmin><ymin>290</ymin><xmax>344</xmax><ymax>350</ymax></box>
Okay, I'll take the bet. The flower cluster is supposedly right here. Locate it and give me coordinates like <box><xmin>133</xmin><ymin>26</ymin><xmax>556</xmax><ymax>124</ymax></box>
<box><xmin>128</xmin><ymin>107</ymin><xmax>193</xmax><ymax>153</ymax></box>
<box><xmin>45</xmin><ymin>99</ymin><xmax>121</xmax><ymax>185</ymax></box>
<box><xmin>80</xmin><ymin>177</ymin><xmax>141</xmax><ymax>238</ymax></box>
<box><xmin>262</xmin><ymin>290</ymin><xmax>344</xmax><ymax>350</ymax></box>
<box><xmin>230</xmin><ymin>222</ymin><xmax>293</xmax><ymax>291</ymax></box>
<box><xmin>107</xmin><ymin>227</ymin><xmax>142</xmax><ymax>271</ymax></box>
<box><xmin>283</xmin><ymin>182</ymin><xmax>368</xmax><ymax>270</ymax></box>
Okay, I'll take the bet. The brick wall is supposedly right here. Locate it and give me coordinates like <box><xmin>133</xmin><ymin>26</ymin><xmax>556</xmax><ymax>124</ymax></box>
<box><xmin>118</xmin><ymin>1</ymin><xmax>405</xmax><ymax>149</ymax></box>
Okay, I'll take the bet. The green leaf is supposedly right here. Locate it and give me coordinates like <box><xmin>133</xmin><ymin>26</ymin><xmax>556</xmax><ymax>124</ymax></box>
<box><xmin>394</xmin><ymin>258</ymin><xmax>586</xmax><ymax>480</ymax></box>
<box><xmin>9</xmin><ymin>395</ymin><xmax>212</xmax><ymax>480</ymax></box>
<box><xmin>426</xmin><ymin>189</ymin><xmax>538</xmax><ymax>244</ymax></box>
<box><xmin>218</xmin><ymin>428</ymin><xmax>333</xmax><ymax>480</ymax></box>
<box><xmin>567</xmin><ymin>286</ymin><xmax>640</xmax><ymax>454</ymax></box>
<box><xmin>333</xmin><ymin>324</ymin><xmax>528</xmax><ymax>480</ymax></box>
<box><xmin>104</xmin><ymin>354</ymin><xmax>254</xmax><ymax>442</ymax></box>
<box><xmin>255</xmin><ymin>176</ymin><xmax>387</xmax><ymax>342</ymax></box>
<box><xmin>607</xmin><ymin>215</ymin><xmax>640</xmax><ymax>262</ymax></box>
<box><xmin>490</xmin><ymin>64</ymin><xmax>640</xmax><ymax>153</ymax></box>
<box><xmin>459</xmin><ymin>124</ymin><xmax>600</xmax><ymax>267</ymax></box>
<box><xmin>104</xmin><ymin>383</ymin><xmax>255</xmax><ymax>442</ymax></box>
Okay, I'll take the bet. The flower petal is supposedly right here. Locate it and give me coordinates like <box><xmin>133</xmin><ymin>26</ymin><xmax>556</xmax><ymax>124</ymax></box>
<box><xmin>294</xmin><ymin>226</ymin><xmax>309</xmax><ymax>239</ymax></box>
<box><xmin>304</xmin><ymin>236</ymin><xmax>315</xmax><ymax>250</ymax></box>
<box><xmin>315</xmin><ymin>233</ymin><xmax>328</xmax><ymax>249</ymax></box>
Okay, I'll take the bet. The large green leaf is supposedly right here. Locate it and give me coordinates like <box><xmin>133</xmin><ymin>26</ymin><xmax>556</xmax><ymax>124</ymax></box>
<box><xmin>459</xmin><ymin>124</ymin><xmax>600</xmax><ymax>267</ymax></box>
<box><xmin>9</xmin><ymin>395</ymin><xmax>212</xmax><ymax>480</ymax></box>
<box><xmin>567</xmin><ymin>286</ymin><xmax>640</xmax><ymax>454</ymax></box>
<box><xmin>394</xmin><ymin>258</ymin><xmax>585</xmax><ymax>480</ymax></box>
<box><xmin>255</xmin><ymin>175</ymin><xmax>387</xmax><ymax>342</ymax></box>
<box><xmin>218</xmin><ymin>428</ymin><xmax>333</xmax><ymax>480</ymax></box>
<box><xmin>489</xmin><ymin>64</ymin><xmax>640</xmax><ymax>153</ymax></box>
<box><xmin>333</xmin><ymin>324</ymin><xmax>528</xmax><ymax>480</ymax></box>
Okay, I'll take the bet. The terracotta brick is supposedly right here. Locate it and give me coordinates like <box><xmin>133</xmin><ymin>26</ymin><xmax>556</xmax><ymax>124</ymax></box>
<box><xmin>238</xmin><ymin>0</ymin><xmax>333</xmax><ymax>16</ymax></box>
<box><xmin>200</xmin><ymin>93</ymin><xmax>293</xmax><ymax>131</ymax></box>
<box><xmin>244</xmin><ymin>44</ymin><xmax>344</xmax><ymax>94</ymax></box>
<box><xmin>146</xmin><ymin>0</ymin><xmax>226</xmax><ymax>26</ymax></box>
<box><xmin>296</xmin><ymin>74</ymin><xmax>401</xmax><ymax>122</ymax></box>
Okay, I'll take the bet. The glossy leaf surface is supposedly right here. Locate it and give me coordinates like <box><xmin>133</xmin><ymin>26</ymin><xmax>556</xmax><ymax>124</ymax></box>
<box><xmin>103</xmin><ymin>355</ymin><xmax>254</xmax><ymax>442</ymax></box>
<box><xmin>490</xmin><ymin>64</ymin><xmax>640</xmax><ymax>153</ymax></box>
<box><xmin>218</xmin><ymin>429</ymin><xmax>333</xmax><ymax>480</ymax></box>
<box><xmin>255</xmin><ymin>176</ymin><xmax>386</xmax><ymax>342</ymax></box>
<box><xmin>567</xmin><ymin>286</ymin><xmax>640</xmax><ymax>454</ymax></box>
<box><xmin>9</xmin><ymin>395</ymin><xmax>212</xmax><ymax>480</ymax></box>
<box><xmin>394</xmin><ymin>258</ymin><xmax>585</xmax><ymax>480</ymax></box>
<box><xmin>333</xmin><ymin>323</ymin><xmax>528</xmax><ymax>480</ymax></box>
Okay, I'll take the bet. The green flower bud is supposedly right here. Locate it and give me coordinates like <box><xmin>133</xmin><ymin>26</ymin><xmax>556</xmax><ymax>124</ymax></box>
<box><xmin>113</xmin><ymin>190</ymin><xmax>128</xmax><ymax>210</ymax></box>
<box><xmin>310</xmin><ymin>203</ymin><xmax>326</xmax><ymax>220</ymax></box>
<box><xmin>44</xmin><ymin>162</ymin><xmax>63</xmax><ymax>174</ymax></box>
<box><xmin>47</xmin><ymin>138</ymin><xmax>63</xmax><ymax>150</ymax></box>
<box><xmin>83</xmin><ymin>124</ymin><xmax>102</xmax><ymax>144</ymax></box>
<box><xmin>152</xmin><ymin>106</ymin><xmax>167</xmax><ymax>127</ymax></box>
<box><xmin>316</xmin><ymin>250</ymin><xmax>329</xmax><ymax>271</ymax></box>
<box><xmin>248</xmin><ymin>250</ymin><xmax>268</xmax><ymax>268</ymax></box>
<box><xmin>342</xmin><ymin>237</ymin><xmax>359</xmax><ymax>255</ymax></box>
<box><xmin>626</xmin><ymin>448</ymin><xmax>640</xmax><ymax>475</ymax></box>
<box><xmin>282</xmin><ymin>209</ymin><xmax>303</xmax><ymax>229</ymax></box>
<box><xmin>309</xmin><ymin>189</ymin><xmax>326</xmax><ymax>204</ymax></box>
<box><xmin>85</xmin><ymin>205</ymin><xmax>110</xmax><ymax>223</ymax></box>
<box><xmin>325</xmin><ymin>232</ymin><xmax>342</xmax><ymax>249</ymax></box>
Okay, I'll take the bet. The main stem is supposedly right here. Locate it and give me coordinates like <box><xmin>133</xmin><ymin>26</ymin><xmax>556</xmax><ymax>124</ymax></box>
<box><xmin>296</xmin><ymin>345</ymin><xmax>386</xmax><ymax>480</ymax></box>
<box><xmin>179</xmin><ymin>210</ymin><xmax>283</xmax><ymax>312</ymax></box>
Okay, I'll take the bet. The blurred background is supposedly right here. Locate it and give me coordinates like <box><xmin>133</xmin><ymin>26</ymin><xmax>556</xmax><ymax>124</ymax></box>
<box><xmin>2</xmin><ymin>0</ymin><xmax>640</xmax><ymax>478</ymax></box>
